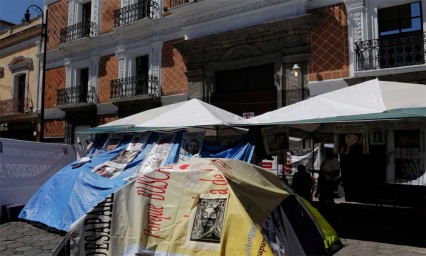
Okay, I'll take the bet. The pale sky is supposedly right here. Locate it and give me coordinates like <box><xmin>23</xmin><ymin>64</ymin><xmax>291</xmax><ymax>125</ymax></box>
<box><xmin>0</xmin><ymin>0</ymin><xmax>43</xmax><ymax>25</ymax></box>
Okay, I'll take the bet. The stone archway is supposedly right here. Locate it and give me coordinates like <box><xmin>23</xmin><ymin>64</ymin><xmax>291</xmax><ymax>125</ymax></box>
<box><xmin>175</xmin><ymin>13</ymin><xmax>321</xmax><ymax>114</ymax></box>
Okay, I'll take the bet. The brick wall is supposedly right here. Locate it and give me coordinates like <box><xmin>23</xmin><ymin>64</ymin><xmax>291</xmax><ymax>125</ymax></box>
<box><xmin>98</xmin><ymin>55</ymin><xmax>118</xmax><ymax>103</ymax></box>
<box><xmin>47</xmin><ymin>0</ymin><xmax>68</xmax><ymax>51</ymax></box>
<box><xmin>101</xmin><ymin>0</ymin><xmax>120</xmax><ymax>34</ymax></box>
<box><xmin>45</xmin><ymin>66</ymin><xmax>65</xmax><ymax>108</ymax></box>
<box><xmin>162</xmin><ymin>38</ymin><xmax>188</xmax><ymax>96</ymax></box>
<box><xmin>308</xmin><ymin>3</ymin><xmax>349</xmax><ymax>81</ymax></box>
<box><xmin>44</xmin><ymin>119</ymin><xmax>65</xmax><ymax>138</ymax></box>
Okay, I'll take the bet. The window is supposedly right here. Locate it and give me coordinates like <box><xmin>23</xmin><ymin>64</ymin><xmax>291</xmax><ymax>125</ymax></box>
<box><xmin>81</xmin><ymin>2</ymin><xmax>91</xmax><ymax>37</ymax></box>
<box><xmin>76</xmin><ymin>68</ymin><xmax>89</xmax><ymax>103</ymax></box>
<box><xmin>16</xmin><ymin>74</ymin><xmax>26</xmax><ymax>112</ymax></box>
<box><xmin>378</xmin><ymin>2</ymin><xmax>423</xmax><ymax>37</ymax></box>
<box><xmin>377</xmin><ymin>2</ymin><xmax>424</xmax><ymax>68</ymax></box>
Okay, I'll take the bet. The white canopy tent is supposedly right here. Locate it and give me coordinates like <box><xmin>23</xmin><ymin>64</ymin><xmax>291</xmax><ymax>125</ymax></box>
<box><xmin>231</xmin><ymin>79</ymin><xmax>426</xmax><ymax>128</ymax></box>
<box><xmin>84</xmin><ymin>99</ymin><xmax>247</xmax><ymax>133</ymax></box>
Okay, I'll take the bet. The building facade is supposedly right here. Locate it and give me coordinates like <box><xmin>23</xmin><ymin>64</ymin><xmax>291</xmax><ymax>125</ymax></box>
<box><xmin>0</xmin><ymin>17</ymin><xmax>44</xmax><ymax>141</ymax></box>
<box><xmin>42</xmin><ymin>0</ymin><xmax>425</xmax><ymax>144</ymax></box>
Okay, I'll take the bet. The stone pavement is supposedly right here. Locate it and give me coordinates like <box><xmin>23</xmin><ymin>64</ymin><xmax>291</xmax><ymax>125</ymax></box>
<box><xmin>0</xmin><ymin>221</ymin><xmax>63</xmax><ymax>256</ymax></box>
<box><xmin>0</xmin><ymin>198</ymin><xmax>425</xmax><ymax>255</ymax></box>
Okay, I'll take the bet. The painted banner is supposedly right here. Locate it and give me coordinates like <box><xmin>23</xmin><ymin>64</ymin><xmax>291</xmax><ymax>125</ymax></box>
<box><xmin>92</xmin><ymin>133</ymin><xmax>150</xmax><ymax>179</ymax></box>
<box><xmin>67</xmin><ymin>158</ymin><xmax>288</xmax><ymax>255</ymax></box>
<box><xmin>0</xmin><ymin>138</ymin><xmax>76</xmax><ymax>206</ymax></box>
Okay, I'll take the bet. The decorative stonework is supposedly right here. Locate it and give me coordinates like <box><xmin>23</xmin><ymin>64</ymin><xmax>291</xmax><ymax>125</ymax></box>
<box><xmin>344</xmin><ymin>0</ymin><xmax>364</xmax><ymax>43</ymax></box>
<box><xmin>90</xmin><ymin>53</ymin><xmax>100</xmax><ymax>100</ymax></box>
<box><xmin>351</xmin><ymin>12</ymin><xmax>362</xmax><ymax>43</ymax></box>
<box><xmin>152</xmin><ymin>48</ymin><xmax>160</xmax><ymax>96</ymax></box>
<box><xmin>183</xmin><ymin>0</ymin><xmax>289</xmax><ymax>27</ymax></box>
<box><xmin>93</xmin><ymin>0</ymin><xmax>101</xmax><ymax>32</ymax></box>
<box><xmin>64</xmin><ymin>58</ymin><xmax>72</xmax><ymax>88</ymax></box>
<box><xmin>68</xmin><ymin>0</ymin><xmax>75</xmax><ymax>26</ymax></box>
<box><xmin>115</xmin><ymin>49</ymin><xmax>126</xmax><ymax>79</ymax></box>
<box><xmin>221</xmin><ymin>44</ymin><xmax>263</xmax><ymax>61</ymax></box>
<box><xmin>189</xmin><ymin>81</ymin><xmax>203</xmax><ymax>99</ymax></box>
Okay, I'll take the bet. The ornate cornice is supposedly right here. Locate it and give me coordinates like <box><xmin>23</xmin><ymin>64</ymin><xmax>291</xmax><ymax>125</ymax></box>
<box><xmin>183</xmin><ymin>0</ymin><xmax>291</xmax><ymax>27</ymax></box>
<box><xmin>344</xmin><ymin>0</ymin><xmax>364</xmax><ymax>12</ymax></box>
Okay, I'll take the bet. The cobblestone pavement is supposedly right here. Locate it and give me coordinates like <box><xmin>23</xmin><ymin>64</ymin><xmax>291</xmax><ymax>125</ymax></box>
<box><xmin>0</xmin><ymin>222</ymin><xmax>63</xmax><ymax>256</ymax></box>
<box><xmin>0</xmin><ymin>221</ymin><xmax>425</xmax><ymax>255</ymax></box>
<box><xmin>1</xmin><ymin>199</ymin><xmax>426</xmax><ymax>256</ymax></box>
<box><xmin>335</xmin><ymin>239</ymin><xmax>426</xmax><ymax>256</ymax></box>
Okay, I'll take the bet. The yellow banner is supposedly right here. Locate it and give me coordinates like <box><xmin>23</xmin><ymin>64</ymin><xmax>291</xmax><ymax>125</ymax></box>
<box><xmin>69</xmin><ymin>158</ymin><xmax>288</xmax><ymax>255</ymax></box>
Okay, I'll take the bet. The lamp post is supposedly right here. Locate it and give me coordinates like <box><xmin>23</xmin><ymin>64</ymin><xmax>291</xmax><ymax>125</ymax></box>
<box><xmin>291</xmin><ymin>63</ymin><xmax>307</xmax><ymax>100</ymax></box>
<box><xmin>23</xmin><ymin>5</ymin><xmax>47</xmax><ymax>142</ymax></box>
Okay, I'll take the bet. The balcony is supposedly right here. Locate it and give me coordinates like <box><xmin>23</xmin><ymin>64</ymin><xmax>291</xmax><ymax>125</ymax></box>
<box><xmin>56</xmin><ymin>86</ymin><xmax>96</xmax><ymax>106</ymax></box>
<box><xmin>60</xmin><ymin>21</ymin><xmax>97</xmax><ymax>44</ymax></box>
<box><xmin>110</xmin><ymin>75</ymin><xmax>158</xmax><ymax>99</ymax></box>
<box><xmin>114</xmin><ymin>0</ymin><xmax>160</xmax><ymax>27</ymax></box>
<box><xmin>0</xmin><ymin>98</ymin><xmax>31</xmax><ymax>115</ymax></box>
<box><xmin>354</xmin><ymin>32</ymin><xmax>425</xmax><ymax>71</ymax></box>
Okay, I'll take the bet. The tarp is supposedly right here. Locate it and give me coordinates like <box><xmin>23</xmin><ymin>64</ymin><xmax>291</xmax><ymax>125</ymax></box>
<box><xmin>19</xmin><ymin>131</ymin><xmax>255</xmax><ymax>231</ymax></box>
<box><xmin>60</xmin><ymin>158</ymin><xmax>288</xmax><ymax>255</ymax></box>
<box><xmin>0</xmin><ymin>138</ymin><xmax>75</xmax><ymax>207</ymax></box>
<box><xmin>233</xmin><ymin>79</ymin><xmax>426</xmax><ymax>127</ymax></box>
<box><xmin>84</xmin><ymin>99</ymin><xmax>247</xmax><ymax>133</ymax></box>
<box><xmin>56</xmin><ymin>158</ymin><xmax>342</xmax><ymax>256</ymax></box>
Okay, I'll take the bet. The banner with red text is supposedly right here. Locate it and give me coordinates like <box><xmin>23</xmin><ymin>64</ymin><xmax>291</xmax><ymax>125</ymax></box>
<box><xmin>67</xmin><ymin>158</ymin><xmax>288</xmax><ymax>255</ymax></box>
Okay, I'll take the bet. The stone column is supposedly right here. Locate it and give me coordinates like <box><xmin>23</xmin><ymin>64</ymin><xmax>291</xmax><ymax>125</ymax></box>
<box><xmin>186</xmin><ymin>69</ymin><xmax>204</xmax><ymax>100</ymax></box>
<box><xmin>345</xmin><ymin>0</ymin><xmax>365</xmax><ymax>76</ymax></box>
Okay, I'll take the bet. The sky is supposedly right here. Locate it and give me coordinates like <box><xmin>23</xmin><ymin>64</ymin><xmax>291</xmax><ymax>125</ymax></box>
<box><xmin>0</xmin><ymin>0</ymin><xmax>43</xmax><ymax>24</ymax></box>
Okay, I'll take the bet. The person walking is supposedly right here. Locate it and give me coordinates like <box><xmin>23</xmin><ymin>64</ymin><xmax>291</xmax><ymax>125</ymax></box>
<box><xmin>316</xmin><ymin>153</ymin><xmax>340</xmax><ymax>208</ymax></box>
<box><xmin>292</xmin><ymin>164</ymin><xmax>313</xmax><ymax>201</ymax></box>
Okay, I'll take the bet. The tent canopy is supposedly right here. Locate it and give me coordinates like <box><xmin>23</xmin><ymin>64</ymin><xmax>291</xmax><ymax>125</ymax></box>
<box><xmin>83</xmin><ymin>99</ymin><xmax>246</xmax><ymax>133</ymax></box>
<box><xmin>232</xmin><ymin>79</ymin><xmax>426</xmax><ymax>127</ymax></box>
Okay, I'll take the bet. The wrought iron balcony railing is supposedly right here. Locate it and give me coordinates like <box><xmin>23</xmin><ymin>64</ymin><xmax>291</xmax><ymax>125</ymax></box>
<box><xmin>0</xmin><ymin>98</ymin><xmax>31</xmax><ymax>115</ymax></box>
<box><xmin>56</xmin><ymin>86</ymin><xmax>96</xmax><ymax>106</ymax></box>
<box><xmin>114</xmin><ymin>0</ymin><xmax>160</xmax><ymax>27</ymax></box>
<box><xmin>110</xmin><ymin>75</ymin><xmax>158</xmax><ymax>99</ymax></box>
<box><xmin>355</xmin><ymin>32</ymin><xmax>426</xmax><ymax>71</ymax></box>
<box><xmin>60</xmin><ymin>21</ymin><xmax>97</xmax><ymax>44</ymax></box>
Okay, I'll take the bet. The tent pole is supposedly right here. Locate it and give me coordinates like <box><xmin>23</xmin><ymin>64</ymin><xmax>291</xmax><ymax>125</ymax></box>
<box><xmin>216</xmin><ymin>126</ymin><xmax>219</xmax><ymax>144</ymax></box>
<box><xmin>311</xmin><ymin>131</ymin><xmax>315</xmax><ymax>171</ymax></box>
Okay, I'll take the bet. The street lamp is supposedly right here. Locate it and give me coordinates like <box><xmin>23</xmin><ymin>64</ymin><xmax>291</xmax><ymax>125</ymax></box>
<box><xmin>291</xmin><ymin>63</ymin><xmax>308</xmax><ymax>100</ymax></box>
<box><xmin>23</xmin><ymin>5</ymin><xmax>48</xmax><ymax>142</ymax></box>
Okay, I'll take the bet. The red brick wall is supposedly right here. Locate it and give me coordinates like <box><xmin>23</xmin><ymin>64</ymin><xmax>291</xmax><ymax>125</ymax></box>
<box><xmin>308</xmin><ymin>3</ymin><xmax>349</xmax><ymax>81</ymax></box>
<box><xmin>162</xmin><ymin>38</ymin><xmax>188</xmax><ymax>96</ymax></box>
<box><xmin>45</xmin><ymin>119</ymin><xmax>65</xmax><ymax>138</ymax></box>
<box><xmin>45</xmin><ymin>66</ymin><xmax>65</xmax><ymax>108</ymax></box>
<box><xmin>101</xmin><ymin>0</ymin><xmax>120</xmax><ymax>34</ymax></box>
<box><xmin>98</xmin><ymin>55</ymin><xmax>118</xmax><ymax>103</ymax></box>
<box><xmin>47</xmin><ymin>0</ymin><xmax>68</xmax><ymax>51</ymax></box>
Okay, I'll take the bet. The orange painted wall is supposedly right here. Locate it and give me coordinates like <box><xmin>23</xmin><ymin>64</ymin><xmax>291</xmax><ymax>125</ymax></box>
<box><xmin>44</xmin><ymin>119</ymin><xmax>65</xmax><ymax>138</ymax></box>
<box><xmin>47</xmin><ymin>0</ymin><xmax>68</xmax><ymax>51</ymax></box>
<box><xmin>101</xmin><ymin>0</ymin><xmax>120</xmax><ymax>34</ymax></box>
<box><xmin>162</xmin><ymin>38</ymin><xmax>188</xmax><ymax>96</ymax></box>
<box><xmin>45</xmin><ymin>66</ymin><xmax>65</xmax><ymax>108</ymax></box>
<box><xmin>98</xmin><ymin>55</ymin><xmax>118</xmax><ymax>103</ymax></box>
<box><xmin>308</xmin><ymin>3</ymin><xmax>350</xmax><ymax>81</ymax></box>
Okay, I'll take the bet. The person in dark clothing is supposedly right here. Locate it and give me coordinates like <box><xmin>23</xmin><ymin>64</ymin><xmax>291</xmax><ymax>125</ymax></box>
<box><xmin>292</xmin><ymin>165</ymin><xmax>313</xmax><ymax>201</ymax></box>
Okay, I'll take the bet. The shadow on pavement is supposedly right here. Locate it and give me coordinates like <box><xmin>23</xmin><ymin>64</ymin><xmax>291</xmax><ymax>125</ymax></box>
<box><xmin>312</xmin><ymin>200</ymin><xmax>426</xmax><ymax>248</ymax></box>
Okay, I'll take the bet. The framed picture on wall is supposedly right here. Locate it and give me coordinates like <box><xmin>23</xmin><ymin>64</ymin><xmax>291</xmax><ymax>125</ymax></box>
<box><xmin>370</xmin><ymin>129</ymin><xmax>385</xmax><ymax>145</ymax></box>
<box><xmin>261</xmin><ymin>126</ymin><xmax>289</xmax><ymax>155</ymax></box>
